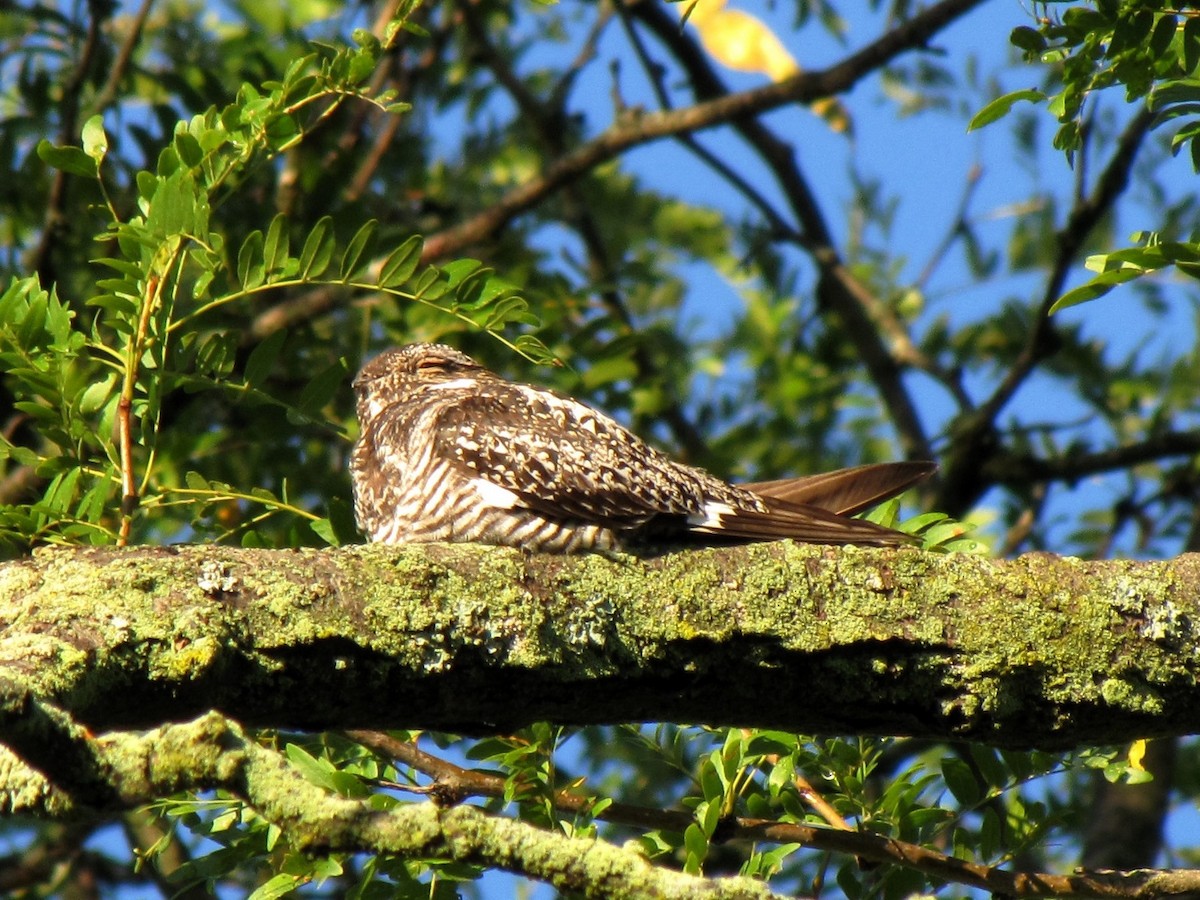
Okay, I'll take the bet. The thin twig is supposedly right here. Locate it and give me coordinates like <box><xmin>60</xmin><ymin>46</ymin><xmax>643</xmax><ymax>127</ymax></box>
<box><xmin>971</xmin><ymin>110</ymin><xmax>1154</xmax><ymax>446</ymax></box>
<box><xmin>997</xmin><ymin>480</ymin><xmax>1047</xmax><ymax>557</ymax></box>
<box><xmin>116</xmin><ymin>270</ymin><xmax>165</xmax><ymax>546</ymax></box>
<box><xmin>29</xmin><ymin>0</ymin><xmax>109</xmax><ymax>284</ymax></box>
<box><xmin>91</xmin><ymin>0</ymin><xmax>155</xmax><ymax>113</ymax></box>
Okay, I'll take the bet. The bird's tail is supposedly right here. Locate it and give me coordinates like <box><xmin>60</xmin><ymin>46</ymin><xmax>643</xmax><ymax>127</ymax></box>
<box><xmin>742</xmin><ymin>461</ymin><xmax>936</xmax><ymax>516</ymax></box>
<box><xmin>683</xmin><ymin>460</ymin><xmax>937</xmax><ymax>546</ymax></box>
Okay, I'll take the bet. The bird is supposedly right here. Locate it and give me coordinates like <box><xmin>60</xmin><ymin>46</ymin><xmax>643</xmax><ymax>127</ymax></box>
<box><xmin>350</xmin><ymin>343</ymin><xmax>935</xmax><ymax>553</ymax></box>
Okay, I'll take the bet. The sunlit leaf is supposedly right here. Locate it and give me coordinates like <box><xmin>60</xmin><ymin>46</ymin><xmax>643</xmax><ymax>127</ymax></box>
<box><xmin>967</xmin><ymin>89</ymin><xmax>1045</xmax><ymax>131</ymax></box>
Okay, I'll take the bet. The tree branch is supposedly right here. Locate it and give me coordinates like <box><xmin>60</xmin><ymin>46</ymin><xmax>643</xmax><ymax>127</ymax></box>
<box><xmin>1</xmin><ymin>543</ymin><xmax>1199</xmax><ymax>747</ymax></box>
<box><xmin>1</xmin><ymin>712</ymin><xmax>780</xmax><ymax>900</ymax></box>
<box><xmin>344</xmin><ymin>729</ymin><xmax>1198</xmax><ymax>899</ymax></box>
<box><xmin>4</xmin><ymin>705</ymin><xmax>1199</xmax><ymax>899</ymax></box>
<box><xmin>938</xmin><ymin>108</ymin><xmax>1157</xmax><ymax>516</ymax></box>
<box><xmin>419</xmin><ymin>0</ymin><xmax>985</xmax><ymax>264</ymax></box>
<box><xmin>982</xmin><ymin>430</ymin><xmax>1200</xmax><ymax>486</ymax></box>
<box><xmin>624</xmin><ymin>0</ymin><xmax>953</xmax><ymax>461</ymax></box>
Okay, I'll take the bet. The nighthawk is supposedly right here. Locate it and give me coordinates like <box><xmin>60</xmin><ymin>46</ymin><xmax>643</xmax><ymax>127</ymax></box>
<box><xmin>350</xmin><ymin>343</ymin><xmax>934</xmax><ymax>553</ymax></box>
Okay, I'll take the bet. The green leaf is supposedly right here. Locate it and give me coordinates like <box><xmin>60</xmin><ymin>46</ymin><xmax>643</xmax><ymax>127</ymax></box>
<box><xmin>185</xmin><ymin>471</ymin><xmax>210</xmax><ymax>491</ymax></box>
<box><xmin>173</xmin><ymin>131</ymin><xmax>204</xmax><ymax>168</ymax></box>
<box><xmin>453</xmin><ymin>267</ymin><xmax>493</xmax><ymax>308</ymax></box>
<box><xmin>36</xmin><ymin>140</ymin><xmax>97</xmax><ymax>178</ymax></box>
<box><xmin>238</xmin><ymin>230</ymin><xmax>266</xmax><ymax>290</ymax></box>
<box><xmin>941</xmin><ymin>756</ymin><xmax>981</xmax><ymax>806</ymax></box>
<box><xmin>299</xmin><ymin>216</ymin><xmax>335</xmax><ymax>279</ymax></box>
<box><xmin>346</xmin><ymin>44</ymin><xmax>377</xmax><ymax>84</ymax></box>
<box><xmin>1008</xmin><ymin>26</ymin><xmax>1046</xmax><ymax>54</ymax></box>
<box><xmin>967</xmin><ymin>89</ymin><xmax>1045</xmax><ymax>131</ymax></box>
<box><xmin>78</xmin><ymin>374</ymin><xmax>118</xmax><ymax>415</ymax></box>
<box><xmin>244</xmin><ymin>329</ymin><xmax>287</xmax><ymax>388</ymax></box>
<box><xmin>377</xmin><ymin>235</ymin><xmax>423</xmax><ymax>288</ymax></box>
<box><xmin>766</xmin><ymin>755</ymin><xmax>795</xmax><ymax>797</ymax></box>
<box><xmin>340</xmin><ymin>220</ymin><xmax>378</xmax><ymax>281</ymax></box>
<box><xmin>91</xmin><ymin>257</ymin><xmax>145</xmax><ymax>280</ymax></box>
<box><xmin>923</xmin><ymin>520</ymin><xmax>970</xmax><ymax>546</ymax></box>
<box><xmin>1185</xmin><ymin>17</ymin><xmax>1200</xmax><ymax>75</ymax></box>
<box><xmin>409</xmin><ymin>266</ymin><xmax>449</xmax><ymax>301</ymax></box>
<box><xmin>81</xmin><ymin>115</ymin><xmax>108</xmax><ymax>163</ymax></box>
<box><xmin>1149</xmin><ymin>14</ymin><xmax>1177</xmax><ymax>60</ymax></box>
<box><xmin>247</xmin><ymin>873</ymin><xmax>305</xmax><ymax>900</ymax></box>
<box><xmin>263</xmin><ymin>213</ymin><xmax>290</xmax><ymax>277</ymax></box>
<box><xmin>441</xmin><ymin>258</ymin><xmax>482</xmax><ymax>286</ymax></box>
<box><xmin>297</xmin><ymin>360</ymin><xmax>346</xmax><ymax>414</ymax></box>
<box><xmin>1049</xmin><ymin>267</ymin><xmax>1143</xmax><ymax>313</ymax></box>
<box><xmin>1108</xmin><ymin>9</ymin><xmax>1154</xmax><ymax>60</ymax></box>
<box><xmin>1149</xmin><ymin>79</ymin><xmax>1200</xmax><ymax>110</ymax></box>
<box><xmin>311</xmin><ymin>497</ymin><xmax>358</xmax><ymax>546</ymax></box>
<box><xmin>146</xmin><ymin>170</ymin><xmax>208</xmax><ymax>240</ymax></box>
<box><xmin>285</xmin><ymin>743</ymin><xmax>340</xmax><ymax>792</ymax></box>
<box><xmin>683</xmin><ymin>823</ymin><xmax>708</xmax><ymax>874</ymax></box>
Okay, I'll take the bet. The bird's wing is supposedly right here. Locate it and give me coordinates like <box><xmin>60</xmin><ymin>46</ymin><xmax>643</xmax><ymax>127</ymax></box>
<box><xmin>432</xmin><ymin>385</ymin><xmax>718</xmax><ymax>529</ymax></box>
<box><xmin>431</xmin><ymin>386</ymin><xmax>917</xmax><ymax>546</ymax></box>
<box><xmin>741</xmin><ymin>461</ymin><xmax>936</xmax><ymax>516</ymax></box>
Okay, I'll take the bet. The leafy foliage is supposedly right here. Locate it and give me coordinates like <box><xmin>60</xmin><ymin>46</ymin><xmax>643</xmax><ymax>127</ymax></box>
<box><xmin>975</xmin><ymin>1</ymin><xmax>1200</xmax><ymax>311</ymax></box>
<box><xmin>1</xmin><ymin>12</ymin><xmax>549</xmax><ymax>554</ymax></box>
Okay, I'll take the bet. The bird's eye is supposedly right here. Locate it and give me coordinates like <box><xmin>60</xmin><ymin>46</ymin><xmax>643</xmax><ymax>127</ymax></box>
<box><xmin>417</xmin><ymin>357</ymin><xmax>448</xmax><ymax>372</ymax></box>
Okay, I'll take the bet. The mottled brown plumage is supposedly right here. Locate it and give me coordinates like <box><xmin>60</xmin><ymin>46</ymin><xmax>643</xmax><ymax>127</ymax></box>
<box><xmin>350</xmin><ymin>343</ymin><xmax>934</xmax><ymax>552</ymax></box>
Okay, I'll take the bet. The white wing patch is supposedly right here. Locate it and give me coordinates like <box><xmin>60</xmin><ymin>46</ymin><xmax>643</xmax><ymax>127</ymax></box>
<box><xmin>687</xmin><ymin>501</ymin><xmax>736</xmax><ymax>529</ymax></box>
<box><xmin>470</xmin><ymin>477</ymin><xmax>520</xmax><ymax>509</ymax></box>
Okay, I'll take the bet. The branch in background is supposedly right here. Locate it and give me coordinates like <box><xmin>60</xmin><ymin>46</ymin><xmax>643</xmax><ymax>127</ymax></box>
<box><xmin>991</xmin><ymin>106</ymin><xmax>1154</xmax><ymax>418</ymax></box>
<box><xmin>458</xmin><ymin>0</ymin><xmax>711</xmax><ymax>459</ymax></box>
<box><xmin>28</xmin><ymin>0</ymin><xmax>110</xmax><ymax>285</ymax></box>
<box><xmin>346</xmin><ymin>728</ymin><xmax>1200</xmax><ymax>900</ymax></box>
<box><xmin>5</xmin><ymin>713</ymin><xmax>784</xmax><ymax>900</ymax></box>
<box><xmin>91</xmin><ymin>0</ymin><xmax>154</xmax><ymax>113</ymax></box>
<box><xmin>998</xmin><ymin>480</ymin><xmax>1048</xmax><ymax>557</ymax></box>
<box><xmin>419</xmin><ymin>0</ymin><xmax>984</xmax><ymax>264</ymax></box>
<box><xmin>981</xmin><ymin>430</ymin><xmax>1200</xmax><ymax>487</ymax></box>
<box><xmin>617</xmin><ymin>5</ymin><xmax>800</xmax><ymax>242</ymax></box>
<box><xmin>0</xmin><ymin>821</ymin><xmax>100</xmax><ymax>895</ymax></box>
<box><xmin>939</xmin><ymin>108</ymin><xmax>1156</xmax><ymax>516</ymax></box>
<box><xmin>626</xmin><ymin>0</ymin><xmax>957</xmax><ymax>462</ymax></box>
<box><xmin>3</xmin><ymin>707</ymin><xmax>1198</xmax><ymax>898</ymax></box>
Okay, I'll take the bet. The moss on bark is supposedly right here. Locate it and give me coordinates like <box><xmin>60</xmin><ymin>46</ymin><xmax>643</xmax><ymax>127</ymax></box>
<box><xmin>0</xmin><ymin>543</ymin><xmax>1197</xmax><ymax>747</ymax></box>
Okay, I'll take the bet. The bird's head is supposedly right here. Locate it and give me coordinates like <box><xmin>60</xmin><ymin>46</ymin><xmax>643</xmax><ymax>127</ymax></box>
<box><xmin>353</xmin><ymin>344</ymin><xmax>489</xmax><ymax>417</ymax></box>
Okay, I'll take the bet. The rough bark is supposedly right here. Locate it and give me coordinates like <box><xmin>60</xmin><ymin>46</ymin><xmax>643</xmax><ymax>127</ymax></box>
<box><xmin>1</xmin><ymin>542</ymin><xmax>1198</xmax><ymax>748</ymax></box>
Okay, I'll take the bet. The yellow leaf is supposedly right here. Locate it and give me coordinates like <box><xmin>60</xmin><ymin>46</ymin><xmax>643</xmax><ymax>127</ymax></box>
<box><xmin>684</xmin><ymin>0</ymin><xmax>799</xmax><ymax>81</ymax></box>
<box><xmin>679</xmin><ymin>0</ymin><xmax>852</xmax><ymax>133</ymax></box>
<box><xmin>1128</xmin><ymin>739</ymin><xmax>1147</xmax><ymax>771</ymax></box>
